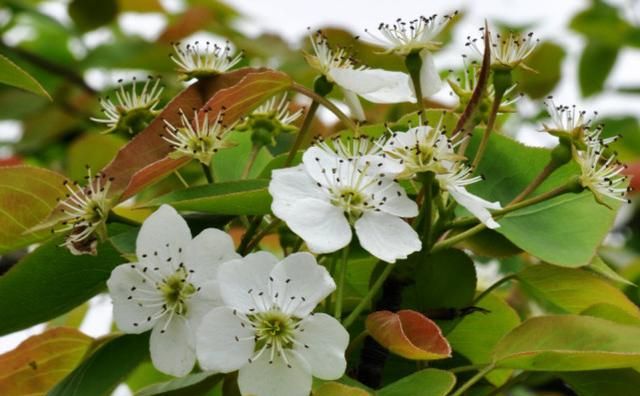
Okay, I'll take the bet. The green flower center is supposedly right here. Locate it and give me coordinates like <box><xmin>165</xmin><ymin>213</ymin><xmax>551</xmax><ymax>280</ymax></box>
<box><xmin>159</xmin><ymin>269</ymin><xmax>196</xmax><ymax>315</ymax></box>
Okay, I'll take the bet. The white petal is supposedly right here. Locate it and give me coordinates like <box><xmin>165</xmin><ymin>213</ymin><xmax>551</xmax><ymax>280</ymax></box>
<box><xmin>341</xmin><ymin>87</ymin><xmax>366</xmax><ymax>121</ymax></box>
<box><xmin>136</xmin><ymin>205</ymin><xmax>191</xmax><ymax>262</ymax></box>
<box><xmin>269</xmin><ymin>165</ymin><xmax>324</xmax><ymax>219</ymax></box>
<box><xmin>329</xmin><ymin>67</ymin><xmax>417</xmax><ymax>104</ymax></box>
<box><xmin>269</xmin><ymin>252</ymin><xmax>335</xmax><ymax>317</ymax></box>
<box><xmin>187</xmin><ymin>280</ymin><xmax>221</xmax><ymax>330</ymax></box>
<box><xmin>107</xmin><ymin>264</ymin><xmax>160</xmax><ymax>333</ymax></box>
<box><xmin>238</xmin><ymin>350</ymin><xmax>312</xmax><ymax>396</ymax></box>
<box><xmin>217</xmin><ymin>252</ymin><xmax>278</xmax><ymax>313</ymax></box>
<box><xmin>184</xmin><ymin>228</ymin><xmax>240</xmax><ymax>286</ymax></box>
<box><xmin>294</xmin><ymin>313</ymin><xmax>349</xmax><ymax>380</ymax></box>
<box><xmin>418</xmin><ymin>50</ymin><xmax>443</xmax><ymax>97</ymax></box>
<box><xmin>448</xmin><ymin>186</ymin><xmax>501</xmax><ymax>229</ymax></box>
<box><xmin>301</xmin><ymin>146</ymin><xmax>338</xmax><ymax>186</ymax></box>
<box><xmin>196</xmin><ymin>307</ymin><xmax>255</xmax><ymax>373</ymax></box>
<box><xmin>355</xmin><ymin>212</ymin><xmax>421</xmax><ymax>263</ymax></box>
<box><xmin>150</xmin><ymin>315</ymin><xmax>196</xmax><ymax>377</ymax></box>
<box><xmin>362</xmin><ymin>178</ymin><xmax>418</xmax><ymax>218</ymax></box>
<box><xmin>284</xmin><ymin>198</ymin><xmax>352</xmax><ymax>254</ymax></box>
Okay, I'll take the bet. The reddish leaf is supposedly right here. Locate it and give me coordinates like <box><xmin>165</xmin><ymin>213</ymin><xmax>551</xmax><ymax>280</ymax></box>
<box><xmin>120</xmin><ymin>156</ymin><xmax>191</xmax><ymax>201</ymax></box>
<box><xmin>624</xmin><ymin>161</ymin><xmax>640</xmax><ymax>194</ymax></box>
<box><xmin>366</xmin><ymin>310</ymin><xmax>452</xmax><ymax>361</ymax></box>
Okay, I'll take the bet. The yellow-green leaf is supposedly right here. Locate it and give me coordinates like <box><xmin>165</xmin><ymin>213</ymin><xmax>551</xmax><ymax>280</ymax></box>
<box><xmin>0</xmin><ymin>54</ymin><xmax>51</xmax><ymax>100</ymax></box>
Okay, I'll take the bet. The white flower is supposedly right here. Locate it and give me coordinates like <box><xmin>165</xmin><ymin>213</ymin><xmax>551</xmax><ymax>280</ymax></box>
<box><xmin>467</xmin><ymin>29</ymin><xmax>539</xmax><ymax>71</ymax></box>
<box><xmin>170</xmin><ymin>40</ymin><xmax>243</xmax><ymax>80</ymax></box>
<box><xmin>162</xmin><ymin>108</ymin><xmax>236</xmax><ymax>165</ymax></box>
<box><xmin>54</xmin><ymin>167</ymin><xmax>113</xmax><ymax>255</ymax></box>
<box><xmin>364</xmin><ymin>14</ymin><xmax>457</xmax><ymax>98</ymax></box>
<box><xmin>91</xmin><ymin>77</ymin><xmax>163</xmax><ymax>134</ymax></box>
<box><xmin>306</xmin><ymin>32</ymin><xmax>416</xmax><ymax>121</ymax></box>
<box><xmin>436</xmin><ymin>163</ymin><xmax>502</xmax><ymax>229</ymax></box>
<box><xmin>543</xmin><ymin>98</ymin><xmax>590</xmax><ymax>136</ymax></box>
<box><xmin>196</xmin><ymin>252</ymin><xmax>349</xmax><ymax>396</ymax></box>
<box><xmin>252</xmin><ymin>95</ymin><xmax>304</xmax><ymax>127</ymax></box>
<box><xmin>269</xmin><ymin>148</ymin><xmax>420</xmax><ymax>263</ymax></box>
<box><xmin>107</xmin><ymin>205</ymin><xmax>239</xmax><ymax>376</ymax></box>
<box><xmin>576</xmin><ymin>140</ymin><xmax>630</xmax><ymax>205</ymax></box>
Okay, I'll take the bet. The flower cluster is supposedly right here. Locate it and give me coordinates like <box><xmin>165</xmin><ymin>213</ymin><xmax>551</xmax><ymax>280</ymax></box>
<box><xmin>108</xmin><ymin>205</ymin><xmax>348</xmax><ymax>395</ymax></box>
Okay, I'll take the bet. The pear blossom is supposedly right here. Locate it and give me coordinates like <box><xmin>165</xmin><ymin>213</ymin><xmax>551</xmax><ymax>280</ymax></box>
<box><xmin>576</xmin><ymin>140</ymin><xmax>630</xmax><ymax>205</ymax></box>
<box><xmin>91</xmin><ymin>77</ymin><xmax>164</xmax><ymax>134</ymax></box>
<box><xmin>53</xmin><ymin>167</ymin><xmax>114</xmax><ymax>255</ymax></box>
<box><xmin>252</xmin><ymin>95</ymin><xmax>304</xmax><ymax>127</ymax></box>
<box><xmin>364</xmin><ymin>14</ymin><xmax>457</xmax><ymax>98</ymax></box>
<box><xmin>107</xmin><ymin>205</ymin><xmax>239</xmax><ymax>376</ymax></box>
<box><xmin>162</xmin><ymin>108</ymin><xmax>236</xmax><ymax>165</ymax></box>
<box><xmin>306</xmin><ymin>32</ymin><xmax>416</xmax><ymax>121</ymax></box>
<box><xmin>236</xmin><ymin>95</ymin><xmax>303</xmax><ymax>146</ymax></box>
<box><xmin>170</xmin><ymin>40</ymin><xmax>243</xmax><ymax>80</ymax></box>
<box><xmin>269</xmin><ymin>147</ymin><xmax>420</xmax><ymax>263</ymax></box>
<box><xmin>467</xmin><ymin>29</ymin><xmax>539</xmax><ymax>71</ymax></box>
<box><xmin>196</xmin><ymin>252</ymin><xmax>349</xmax><ymax>396</ymax></box>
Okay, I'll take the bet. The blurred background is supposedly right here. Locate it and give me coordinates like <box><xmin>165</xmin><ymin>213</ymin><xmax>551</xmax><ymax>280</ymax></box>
<box><xmin>1</xmin><ymin>1</ymin><xmax>639</xmax><ymax>395</ymax></box>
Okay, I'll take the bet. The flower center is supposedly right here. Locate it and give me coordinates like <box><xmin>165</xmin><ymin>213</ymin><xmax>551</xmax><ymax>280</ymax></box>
<box><xmin>331</xmin><ymin>187</ymin><xmax>367</xmax><ymax>222</ymax></box>
<box><xmin>159</xmin><ymin>269</ymin><xmax>196</xmax><ymax>315</ymax></box>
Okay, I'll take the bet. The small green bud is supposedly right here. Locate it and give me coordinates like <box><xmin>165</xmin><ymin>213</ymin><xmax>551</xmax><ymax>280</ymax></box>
<box><xmin>550</xmin><ymin>137</ymin><xmax>572</xmax><ymax>166</ymax></box>
<box><xmin>492</xmin><ymin>69</ymin><xmax>513</xmax><ymax>98</ymax></box>
<box><xmin>404</xmin><ymin>50</ymin><xmax>423</xmax><ymax>76</ymax></box>
<box><xmin>251</xmin><ymin>127</ymin><xmax>274</xmax><ymax>147</ymax></box>
<box><xmin>313</xmin><ymin>75</ymin><xmax>334</xmax><ymax>97</ymax></box>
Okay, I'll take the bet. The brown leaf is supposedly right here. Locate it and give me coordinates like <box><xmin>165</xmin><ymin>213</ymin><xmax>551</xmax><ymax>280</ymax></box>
<box><xmin>120</xmin><ymin>156</ymin><xmax>190</xmax><ymax>201</ymax></box>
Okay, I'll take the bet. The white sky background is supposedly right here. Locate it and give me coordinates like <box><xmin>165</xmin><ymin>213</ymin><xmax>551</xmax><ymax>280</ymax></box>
<box><xmin>1</xmin><ymin>1</ymin><xmax>639</xmax><ymax>394</ymax></box>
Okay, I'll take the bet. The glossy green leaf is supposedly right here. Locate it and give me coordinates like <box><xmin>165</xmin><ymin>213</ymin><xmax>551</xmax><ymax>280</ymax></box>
<box><xmin>211</xmin><ymin>130</ymin><xmax>273</xmax><ymax>182</ymax></box>
<box><xmin>135</xmin><ymin>372</ymin><xmax>222</xmax><ymax>396</ymax></box>
<box><xmin>0</xmin><ymin>166</ymin><xmax>68</xmax><ymax>254</ymax></box>
<box><xmin>146</xmin><ymin>179</ymin><xmax>271</xmax><ymax>215</ymax></box>
<box><xmin>313</xmin><ymin>382</ymin><xmax>370</xmax><ymax>396</ymax></box>
<box><xmin>0</xmin><ymin>54</ymin><xmax>50</xmax><ymax>99</ymax></box>
<box><xmin>447</xmin><ymin>294</ymin><xmax>520</xmax><ymax>386</ymax></box>
<box><xmin>580</xmin><ymin>303</ymin><xmax>640</xmax><ymax>326</ymax></box>
<box><xmin>587</xmin><ymin>256</ymin><xmax>634</xmax><ymax>286</ymax></box>
<box><xmin>468</xmin><ymin>132</ymin><xmax>619</xmax><ymax>267</ymax></box>
<box><xmin>493</xmin><ymin>315</ymin><xmax>640</xmax><ymax>371</ymax></box>
<box><xmin>68</xmin><ymin>0</ymin><xmax>118</xmax><ymax>32</ymax></box>
<box><xmin>376</xmin><ymin>369</ymin><xmax>456</xmax><ymax>396</ymax></box>
<box><xmin>559</xmin><ymin>369</ymin><xmax>640</xmax><ymax>396</ymax></box>
<box><xmin>0</xmin><ymin>226</ymin><xmax>128</xmax><ymax>336</ymax></box>
<box><xmin>517</xmin><ymin>264</ymin><xmax>639</xmax><ymax>316</ymax></box>
<box><xmin>578</xmin><ymin>41</ymin><xmax>618</xmax><ymax>97</ymax></box>
<box><xmin>47</xmin><ymin>334</ymin><xmax>149</xmax><ymax>396</ymax></box>
<box><xmin>513</xmin><ymin>41</ymin><xmax>565</xmax><ymax>99</ymax></box>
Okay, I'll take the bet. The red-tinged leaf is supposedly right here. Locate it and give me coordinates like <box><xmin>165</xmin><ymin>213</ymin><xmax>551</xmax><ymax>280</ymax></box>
<box><xmin>0</xmin><ymin>327</ymin><xmax>93</xmax><ymax>396</ymax></box>
<box><xmin>365</xmin><ymin>310</ymin><xmax>452</xmax><ymax>361</ymax></box>
<box><xmin>120</xmin><ymin>156</ymin><xmax>191</xmax><ymax>201</ymax></box>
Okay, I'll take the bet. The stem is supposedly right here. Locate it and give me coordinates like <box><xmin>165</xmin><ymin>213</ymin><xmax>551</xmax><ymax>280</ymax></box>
<box><xmin>471</xmin><ymin>91</ymin><xmax>502</xmax><ymax>169</ymax></box>
<box><xmin>405</xmin><ymin>51</ymin><xmax>424</xmax><ymax>110</ymax></box>
<box><xmin>345</xmin><ymin>330</ymin><xmax>369</xmax><ymax>357</ymax></box>
<box><xmin>244</xmin><ymin>219</ymin><xmax>282</xmax><ymax>252</ymax></box>
<box><xmin>333</xmin><ymin>246</ymin><xmax>350</xmax><ymax>320</ymax></box>
<box><xmin>201</xmin><ymin>163</ymin><xmax>213</xmax><ymax>184</ymax></box>
<box><xmin>431</xmin><ymin>223</ymin><xmax>486</xmax><ymax>253</ymax></box>
<box><xmin>450</xmin><ymin>363</ymin><xmax>495</xmax><ymax>396</ymax></box>
<box><xmin>343</xmin><ymin>262</ymin><xmax>394</xmax><ymax>328</ymax></box>
<box><xmin>242</xmin><ymin>145</ymin><xmax>262</xmax><ymax>179</ymax></box>
<box><xmin>449</xmin><ymin>363</ymin><xmax>491</xmax><ymax>374</ymax></box>
<box><xmin>285</xmin><ymin>100</ymin><xmax>319</xmax><ymax>166</ymax></box>
<box><xmin>173</xmin><ymin>170</ymin><xmax>189</xmax><ymax>188</ymax></box>
<box><xmin>485</xmin><ymin>372</ymin><xmax>529</xmax><ymax>396</ymax></box>
<box><xmin>420</xmin><ymin>172</ymin><xmax>435</xmax><ymax>248</ymax></box>
<box><xmin>509</xmin><ymin>161</ymin><xmax>561</xmax><ymax>205</ymax></box>
<box><xmin>473</xmin><ymin>274</ymin><xmax>517</xmax><ymax>304</ymax></box>
<box><xmin>237</xmin><ymin>216</ymin><xmax>263</xmax><ymax>254</ymax></box>
<box><xmin>292</xmin><ymin>82</ymin><xmax>358</xmax><ymax>131</ymax></box>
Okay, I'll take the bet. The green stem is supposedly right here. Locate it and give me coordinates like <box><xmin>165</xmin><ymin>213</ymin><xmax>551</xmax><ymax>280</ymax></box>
<box><xmin>237</xmin><ymin>216</ymin><xmax>263</xmax><ymax>254</ymax></box>
<box><xmin>292</xmin><ymin>82</ymin><xmax>358</xmax><ymax>131</ymax></box>
<box><xmin>241</xmin><ymin>144</ymin><xmax>262</xmax><ymax>179</ymax></box>
<box><xmin>473</xmin><ymin>274</ymin><xmax>517</xmax><ymax>304</ymax></box>
<box><xmin>405</xmin><ymin>51</ymin><xmax>424</xmax><ymax>110</ymax></box>
<box><xmin>448</xmin><ymin>363</ymin><xmax>491</xmax><ymax>374</ymax></box>
<box><xmin>334</xmin><ymin>246</ymin><xmax>350</xmax><ymax>320</ymax></box>
<box><xmin>173</xmin><ymin>170</ymin><xmax>189</xmax><ymax>188</ymax></box>
<box><xmin>431</xmin><ymin>223</ymin><xmax>486</xmax><ymax>253</ymax></box>
<box><xmin>342</xmin><ymin>262</ymin><xmax>394</xmax><ymax>328</ymax></box>
<box><xmin>450</xmin><ymin>363</ymin><xmax>495</xmax><ymax>396</ymax></box>
<box><xmin>509</xmin><ymin>161</ymin><xmax>560</xmax><ymax>205</ymax></box>
<box><xmin>285</xmin><ymin>100</ymin><xmax>319</xmax><ymax>166</ymax></box>
<box><xmin>244</xmin><ymin>219</ymin><xmax>281</xmax><ymax>253</ymax></box>
<box><xmin>471</xmin><ymin>91</ymin><xmax>502</xmax><ymax>169</ymax></box>
<box><xmin>201</xmin><ymin>163</ymin><xmax>214</xmax><ymax>184</ymax></box>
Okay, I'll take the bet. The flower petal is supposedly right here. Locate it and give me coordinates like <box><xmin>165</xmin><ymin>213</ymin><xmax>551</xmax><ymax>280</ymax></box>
<box><xmin>363</xmin><ymin>178</ymin><xmax>418</xmax><ymax>218</ymax></box>
<box><xmin>329</xmin><ymin>67</ymin><xmax>417</xmax><ymax>104</ymax></box>
<box><xmin>183</xmin><ymin>228</ymin><xmax>239</xmax><ymax>286</ymax></box>
<box><xmin>238</xmin><ymin>350</ymin><xmax>312</xmax><ymax>396</ymax></box>
<box><xmin>107</xmin><ymin>264</ymin><xmax>160</xmax><ymax>333</ymax></box>
<box><xmin>217</xmin><ymin>252</ymin><xmax>278</xmax><ymax>312</ymax></box>
<box><xmin>341</xmin><ymin>87</ymin><xmax>366</xmax><ymax>121</ymax></box>
<box><xmin>448</xmin><ymin>186</ymin><xmax>501</xmax><ymax>229</ymax></box>
<box><xmin>187</xmin><ymin>280</ymin><xmax>221</xmax><ymax>330</ymax></box>
<box><xmin>196</xmin><ymin>306</ymin><xmax>255</xmax><ymax>373</ymax></box>
<box><xmin>150</xmin><ymin>315</ymin><xmax>196</xmax><ymax>377</ymax></box>
<box><xmin>269</xmin><ymin>252</ymin><xmax>336</xmax><ymax>317</ymax></box>
<box><xmin>419</xmin><ymin>50</ymin><xmax>443</xmax><ymax>98</ymax></box>
<box><xmin>284</xmin><ymin>198</ymin><xmax>352</xmax><ymax>254</ymax></box>
<box><xmin>136</xmin><ymin>205</ymin><xmax>191</xmax><ymax>262</ymax></box>
<box><xmin>269</xmin><ymin>165</ymin><xmax>324</xmax><ymax>219</ymax></box>
<box><xmin>294</xmin><ymin>313</ymin><xmax>349</xmax><ymax>380</ymax></box>
<box><xmin>355</xmin><ymin>212</ymin><xmax>421</xmax><ymax>263</ymax></box>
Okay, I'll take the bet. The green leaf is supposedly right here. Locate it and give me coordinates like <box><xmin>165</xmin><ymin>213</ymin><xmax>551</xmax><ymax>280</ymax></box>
<box><xmin>570</xmin><ymin>0</ymin><xmax>631</xmax><ymax>46</ymax></box>
<box><xmin>513</xmin><ymin>41</ymin><xmax>565</xmax><ymax>99</ymax></box>
<box><xmin>146</xmin><ymin>179</ymin><xmax>271</xmax><ymax>215</ymax></box>
<box><xmin>68</xmin><ymin>0</ymin><xmax>118</xmax><ymax>32</ymax></box>
<box><xmin>446</xmin><ymin>294</ymin><xmax>520</xmax><ymax>386</ymax></box>
<box><xmin>67</xmin><ymin>134</ymin><xmax>127</xmax><ymax>181</ymax></box>
<box><xmin>0</xmin><ymin>166</ymin><xmax>68</xmax><ymax>254</ymax></box>
<box><xmin>212</xmin><ymin>130</ymin><xmax>273</xmax><ymax>182</ymax></box>
<box><xmin>313</xmin><ymin>382</ymin><xmax>371</xmax><ymax>396</ymax></box>
<box><xmin>376</xmin><ymin>369</ymin><xmax>456</xmax><ymax>396</ymax></box>
<box><xmin>580</xmin><ymin>303</ymin><xmax>640</xmax><ymax>326</ymax></box>
<box><xmin>0</xmin><ymin>226</ymin><xmax>128</xmax><ymax>336</ymax></box>
<box><xmin>0</xmin><ymin>54</ymin><xmax>50</xmax><ymax>99</ymax></box>
<box><xmin>135</xmin><ymin>372</ymin><xmax>222</xmax><ymax>396</ymax></box>
<box><xmin>467</xmin><ymin>132</ymin><xmax>619</xmax><ymax>267</ymax></box>
<box><xmin>578</xmin><ymin>41</ymin><xmax>618</xmax><ymax>97</ymax></box>
<box><xmin>558</xmin><ymin>369</ymin><xmax>640</xmax><ymax>396</ymax></box>
<box><xmin>47</xmin><ymin>334</ymin><xmax>149</xmax><ymax>396</ymax></box>
<box><xmin>517</xmin><ymin>264</ymin><xmax>639</xmax><ymax>316</ymax></box>
<box><xmin>493</xmin><ymin>315</ymin><xmax>640</xmax><ymax>371</ymax></box>
<box><xmin>587</xmin><ymin>256</ymin><xmax>634</xmax><ymax>286</ymax></box>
